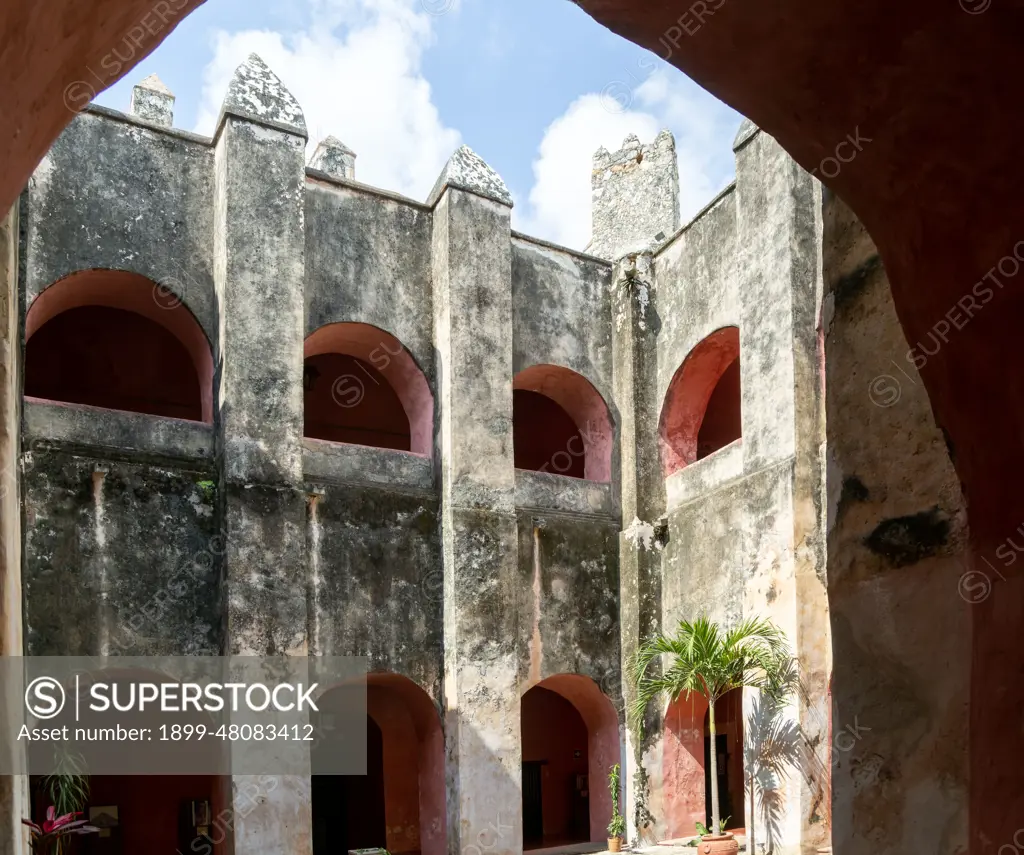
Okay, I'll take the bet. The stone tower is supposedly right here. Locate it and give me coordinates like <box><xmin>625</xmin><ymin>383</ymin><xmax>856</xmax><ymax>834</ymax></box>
<box><xmin>589</xmin><ymin>129</ymin><xmax>680</xmax><ymax>260</ymax></box>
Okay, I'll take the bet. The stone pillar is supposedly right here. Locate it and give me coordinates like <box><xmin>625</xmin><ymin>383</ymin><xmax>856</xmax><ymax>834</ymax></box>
<box><xmin>213</xmin><ymin>53</ymin><xmax>311</xmax><ymax>855</ymax></box>
<box><xmin>309</xmin><ymin>136</ymin><xmax>357</xmax><ymax>181</ymax></box>
<box><xmin>129</xmin><ymin>73</ymin><xmax>175</xmax><ymax>127</ymax></box>
<box><xmin>610</xmin><ymin>250</ymin><xmax>664</xmax><ymax>845</ymax></box>
<box><xmin>0</xmin><ymin>201</ymin><xmax>28</xmax><ymax>855</ymax></box>
<box><xmin>429</xmin><ymin>147</ymin><xmax>522</xmax><ymax>855</ymax></box>
<box><xmin>733</xmin><ymin>121</ymin><xmax>831</xmax><ymax>854</ymax></box>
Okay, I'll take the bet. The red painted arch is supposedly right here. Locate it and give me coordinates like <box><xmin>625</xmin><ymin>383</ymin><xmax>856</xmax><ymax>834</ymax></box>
<box><xmin>25</xmin><ymin>269</ymin><xmax>214</xmax><ymax>422</ymax></box>
<box><xmin>314</xmin><ymin>673</ymin><xmax>446</xmax><ymax>855</ymax></box>
<box><xmin>524</xmin><ymin>674</ymin><xmax>621</xmax><ymax>842</ymax></box>
<box><xmin>513</xmin><ymin>365</ymin><xmax>614</xmax><ymax>482</ymax></box>
<box><xmin>659</xmin><ymin>327</ymin><xmax>741</xmax><ymax>476</ymax></box>
<box><xmin>305</xmin><ymin>323</ymin><xmax>433</xmax><ymax>457</ymax></box>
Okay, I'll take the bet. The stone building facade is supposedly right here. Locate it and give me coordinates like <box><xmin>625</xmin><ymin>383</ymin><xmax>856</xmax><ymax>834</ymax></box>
<box><xmin>15</xmin><ymin>56</ymin><xmax>836</xmax><ymax>855</ymax></box>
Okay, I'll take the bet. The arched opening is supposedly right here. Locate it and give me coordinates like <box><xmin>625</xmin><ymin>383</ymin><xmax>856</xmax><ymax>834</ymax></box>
<box><xmin>304</xmin><ymin>323</ymin><xmax>433</xmax><ymax>456</ymax></box>
<box><xmin>704</xmin><ymin>689</ymin><xmax>745</xmax><ymax>833</ymax></box>
<box><xmin>520</xmin><ymin>674</ymin><xmax>620</xmax><ymax>848</ymax></box>
<box><xmin>512</xmin><ymin>365</ymin><xmax>614</xmax><ymax>482</ymax></box>
<box><xmin>660</xmin><ymin>327</ymin><xmax>742</xmax><ymax>476</ymax></box>
<box><xmin>24</xmin><ymin>269</ymin><xmax>213</xmax><ymax>422</ymax></box>
<box><xmin>696</xmin><ymin>357</ymin><xmax>741</xmax><ymax>461</ymax></box>
<box><xmin>312</xmin><ymin>674</ymin><xmax>445</xmax><ymax>855</ymax></box>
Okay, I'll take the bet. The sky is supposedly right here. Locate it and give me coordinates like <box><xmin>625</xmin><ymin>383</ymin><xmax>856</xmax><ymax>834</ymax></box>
<box><xmin>95</xmin><ymin>0</ymin><xmax>742</xmax><ymax>250</ymax></box>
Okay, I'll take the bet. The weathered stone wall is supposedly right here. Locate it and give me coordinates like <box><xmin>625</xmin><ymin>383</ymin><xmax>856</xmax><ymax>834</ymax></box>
<box><xmin>511</xmin><ymin>235</ymin><xmax>614</xmax><ymax>397</ymax></box>
<box><xmin>305</xmin><ymin>179</ymin><xmax>434</xmax><ymax>371</ymax></box>
<box><xmin>617</xmin><ymin>126</ymin><xmax>830</xmax><ymax>855</ymax></box>
<box><xmin>25</xmin><ymin>108</ymin><xmax>216</xmax><ymax>335</ymax></box>
<box><xmin>822</xmin><ymin>192</ymin><xmax>969</xmax><ymax>855</ymax></box>
<box><xmin>21</xmin><ymin>406</ymin><xmax>220</xmax><ymax>656</ymax></box>
<box><xmin>17</xmin><ymin>61</ymin><xmax>627</xmax><ymax>855</ymax></box>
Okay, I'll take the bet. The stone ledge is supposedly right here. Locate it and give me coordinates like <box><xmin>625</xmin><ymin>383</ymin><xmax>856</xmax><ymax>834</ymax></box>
<box><xmin>514</xmin><ymin>469</ymin><xmax>615</xmax><ymax>517</ymax></box>
<box><xmin>302</xmin><ymin>438</ymin><xmax>434</xmax><ymax>491</ymax></box>
<box><xmin>665</xmin><ymin>439</ymin><xmax>744</xmax><ymax>508</ymax></box>
<box><xmin>23</xmin><ymin>398</ymin><xmax>214</xmax><ymax>462</ymax></box>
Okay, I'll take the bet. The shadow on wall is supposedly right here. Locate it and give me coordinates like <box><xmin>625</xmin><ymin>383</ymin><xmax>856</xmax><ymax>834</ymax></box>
<box><xmin>743</xmin><ymin>695</ymin><xmax>802</xmax><ymax>855</ymax></box>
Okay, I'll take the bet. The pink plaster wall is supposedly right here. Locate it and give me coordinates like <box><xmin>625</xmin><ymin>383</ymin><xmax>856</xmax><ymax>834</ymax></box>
<box><xmin>663</xmin><ymin>693</ymin><xmax>709</xmax><ymax>839</ymax></box>
<box><xmin>513</xmin><ymin>365</ymin><xmax>613</xmax><ymax>482</ymax></box>
<box><xmin>25</xmin><ymin>269</ymin><xmax>214</xmax><ymax>422</ymax></box>
<box><xmin>305</xmin><ymin>323</ymin><xmax>433</xmax><ymax>456</ymax></box>
<box><xmin>659</xmin><ymin>327</ymin><xmax>740</xmax><ymax>476</ymax></box>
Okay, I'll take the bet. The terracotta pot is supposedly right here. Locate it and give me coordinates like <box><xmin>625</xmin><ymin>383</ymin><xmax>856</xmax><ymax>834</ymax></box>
<box><xmin>698</xmin><ymin>833</ymin><xmax>738</xmax><ymax>855</ymax></box>
<box><xmin>608</xmin><ymin>836</ymin><xmax>622</xmax><ymax>852</ymax></box>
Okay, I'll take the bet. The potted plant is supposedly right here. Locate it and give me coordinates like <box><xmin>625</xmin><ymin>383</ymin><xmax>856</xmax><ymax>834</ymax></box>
<box><xmin>22</xmin><ymin>806</ymin><xmax>98</xmax><ymax>855</ymax></box>
<box><xmin>607</xmin><ymin>763</ymin><xmax>626</xmax><ymax>852</ymax></box>
<box><xmin>630</xmin><ymin>616</ymin><xmax>794</xmax><ymax>855</ymax></box>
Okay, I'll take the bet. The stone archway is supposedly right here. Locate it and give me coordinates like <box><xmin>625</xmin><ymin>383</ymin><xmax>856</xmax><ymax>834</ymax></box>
<box><xmin>659</xmin><ymin>326</ymin><xmax>741</xmax><ymax>475</ymax></box>
<box><xmin>304</xmin><ymin>323</ymin><xmax>433</xmax><ymax>456</ymax></box>
<box><xmin>313</xmin><ymin>674</ymin><xmax>445</xmax><ymax>855</ymax></box>
<box><xmin>513</xmin><ymin>365</ymin><xmax>614</xmax><ymax>482</ymax></box>
<box><xmin>521</xmin><ymin>674</ymin><xmax>620</xmax><ymax>846</ymax></box>
<box><xmin>25</xmin><ymin>269</ymin><xmax>214</xmax><ymax>422</ymax></box>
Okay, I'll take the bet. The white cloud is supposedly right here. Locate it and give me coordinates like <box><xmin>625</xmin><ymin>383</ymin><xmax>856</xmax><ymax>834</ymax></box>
<box><xmin>195</xmin><ymin>0</ymin><xmax>461</xmax><ymax>200</ymax></box>
<box><xmin>516</xmin><ymin>69</ymin><xmax>739</xmax><ymax>251</ymax></box>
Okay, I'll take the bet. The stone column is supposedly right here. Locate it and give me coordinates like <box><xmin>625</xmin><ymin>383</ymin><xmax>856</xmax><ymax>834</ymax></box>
<box><xmin>213</xmin><ymin>53</ymin><xmax>311</xmax><ymax>855</ymax></box>
<box><xmin>429</xmin><ymin>147</ymin><xmax>522</xmax><ymax>855</ymax></box>
<box><xmin>0</xmin><ymin>201</ymin><xmax>28</xmax><ymax>855</ymax></box>
<box><xmin>733</xmin><ymin>121</ymin><xmax>831</xmax><ymax>854</ymax></box>
<box><xmin>610</xmin><ymin>250</ymin><xmax>663</xmax><ymax>845</ymax></box>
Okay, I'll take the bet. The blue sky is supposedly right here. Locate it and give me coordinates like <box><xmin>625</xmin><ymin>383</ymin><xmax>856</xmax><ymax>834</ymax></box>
<box><xmin>96</xmin><ymin>0</ymin><xmax>741</xmax><ymax>249</ymax></box>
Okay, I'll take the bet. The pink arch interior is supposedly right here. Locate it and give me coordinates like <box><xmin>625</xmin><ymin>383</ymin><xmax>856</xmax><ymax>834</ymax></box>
<box><xmin>25</xmin><ymin>269</ymin><xmax>214</xmax><ymax>423</ymax></box>
<box><xmin>659</xmin><ymin>327</ymin><xmax>741</xmax><ymax>476</ymax></box>
<box><xmin>317</xmin><ymin>673</ymin><xmax>446</xmax><ymax>855</ymax></box>
<box><xmin>529</xmin><ymin>673</ymin><xmax>621</xmax><ymax>842</ymax></box>
<box><xmin>305</xmin><ymin>323</ymin><xmax>433</xmax><ymax>456</ymax></box>
<box><xmin>513</xmin><ymin>364</ymin><xmax>614</xmax><ymax>482</ymax></box>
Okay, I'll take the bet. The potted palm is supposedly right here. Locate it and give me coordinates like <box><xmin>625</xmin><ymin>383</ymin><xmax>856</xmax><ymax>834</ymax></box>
<box><xmin>630</xmin><ymin>616</ymin><xmax>794</xmax><ymax>855</ymax></box>
<box><xmin>606</xmin><ymin>763</ymin><xmax>626</xmax><ymax>852</ymax></box>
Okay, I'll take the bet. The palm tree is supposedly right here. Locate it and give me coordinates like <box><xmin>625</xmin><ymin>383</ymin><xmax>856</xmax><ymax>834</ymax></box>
<box><xmin>629</xmin><ymin>615</ymin><xmax>795</xmax><ymax>838</ymax></box>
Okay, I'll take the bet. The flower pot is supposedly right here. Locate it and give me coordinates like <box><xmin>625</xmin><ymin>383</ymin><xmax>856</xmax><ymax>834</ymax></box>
<box><xmin>698</xmin><ymin>833</ymin><xmax>738</xmax><ymax>855</ymax></box>
<box><xmin>607</xmin><ymin>836</ymin><xmax>622</xmax><ymax>852</ymax></box>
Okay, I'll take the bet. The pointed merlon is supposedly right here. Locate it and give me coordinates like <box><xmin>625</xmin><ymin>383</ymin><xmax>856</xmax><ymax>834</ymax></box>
<box><xmin>427</xmin><ymin>145</ymin><xmax>513</xmax><ymax>208</ymax></box>
<box><xmin>733</xmin><ymin>117</ymin><xmax>760</xmax><ymax>151</ymax></box>
<box><xmin>309</xmin><ymin>136</ymin><xmax>357</xmax><ymax>181</ymax></box>
<box><xmin>218</xmin><ymin>53</ymin><xmax>306</xmax><ymax>138</ymax></box>
<box><xmin>130</xmin><ymin>74</ymin><xmax>175</xmax><ymax>127</ymax></box>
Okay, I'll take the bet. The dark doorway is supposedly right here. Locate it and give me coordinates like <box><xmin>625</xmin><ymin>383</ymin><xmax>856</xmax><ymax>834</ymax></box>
<box><xmin>704</xmin><ymin>734</ymin><xmax>733</xmax><ymax>830</ymax></box>
<box><xmin>703</xmin><ymin>689</ymin><xmax>745</xmax><ymax>832</ymax></box>
<box><xmin>522</xmin><ymin>760</ymin><xmax>544</xmax><ymax>845</ymax></box>
<box><xmin>313</xmin><ymin>715</ymin><xmax>386</xmax><ymax>855</ymax></box>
